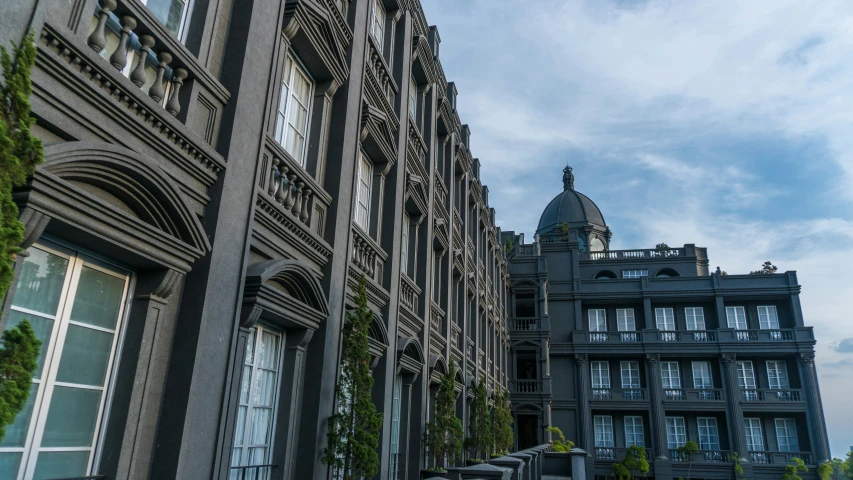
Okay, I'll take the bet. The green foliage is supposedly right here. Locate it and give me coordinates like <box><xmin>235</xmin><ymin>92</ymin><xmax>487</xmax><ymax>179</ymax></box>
<box><xmin>655</xmin><ymin>243</ymin><xmax>670</xmax><ymax>250</ymax></box>
<box><xmin>676</xmin><ymin>441</ymin><xmax>700</xmax><ymax>479</ymax></box>
<box><xmin>504</xmin><ymin>239</ymin><xmax>515</xmax><ymax>259</ymax></box>
<box><xmin>491</xmin><ymin>390</ymin><xmax>514</xmax><ymax>455</ymax></box>
<box><xmin>611</xmin><ymin>461</ymin><xmax>631</xmax><ymax>480</ymax></box>
<box><xmin>424</xmin><ymin>358</ymin><xmax>464</xmax><ymax>471</ymax></box>
<box><xmin>1</xmin><ymin>30</ymin><xmax>43</xmax><ymax>305</ymax></box>
<box><xmin>322</xmin><ymin>276</ymin><xmax>383</xmax><ymax>480</ymax></box>
<box><xmin>0</xmin><ymin>319</ymin><xmax>41</xmax><ymax>442</ymax></box>
<box><xmin>556</xmin><ymin>222</ymin><xmax>570</xmax><ymax>233</ymax></box>
<box><xmin>818</xmin><ymin>461</ymin><xmax>834</xmax><ymax>480</ymax></box>
<box><xmin>783</xmin><ymin>457</ymin><xmax>808</xmax><ymax>480</ymax></box>
<box><xmin>839</xmin><ymin>452</ymin><xmax>853</xmax><ymax>480</ymax></box>
<box><xmin>546</xmin><ymin>426</ymin><xmax>574</xmax><ymax>452</ymax></box>
<box><xmin>466</xmin><ymin>380</ymin><xmax>492</xmax><ymax>460</ymax></box>
<box><xmin>612</xmin><ymin>446</ymin><xmax>650</xmax><ymax>480</ymax></box>
<box><xmin>750</xmin><ymin>261</ymin><xmax>778</xmax><ymax>275</ymax></box>
<box><xmin>732</xmin><ymin>452</ymin><xmax>745</xmax><ymax>479</ymax></box>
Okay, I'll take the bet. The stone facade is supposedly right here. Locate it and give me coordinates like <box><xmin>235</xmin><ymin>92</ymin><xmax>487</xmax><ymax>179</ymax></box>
<box><xmin>0</xmin><ymin>0</ymin><xmax>510</xmax><ymax>479</ymax></box>
<box><xmin>503</xmin><ymin>170</ymin><xmax>831</xmax><ymax>480</ymax></box>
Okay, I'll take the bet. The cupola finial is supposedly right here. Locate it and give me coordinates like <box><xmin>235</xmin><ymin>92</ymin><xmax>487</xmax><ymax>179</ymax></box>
<box><xmin>563</xmin><ymin>165</ymin><xmax>574</xmax><ymax>191</ymax></box>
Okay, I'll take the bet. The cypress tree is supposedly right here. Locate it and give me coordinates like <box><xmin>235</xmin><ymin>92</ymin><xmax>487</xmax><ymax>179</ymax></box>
<box><xmin>1</xmin><ymin>30</ymin><xmax>43</xmax><ymax>304</ymax></box>
<box><xmin>424</xmin><ymin>358</ymin><xmax>463</xmax><ymax>470</ymax></box>
<box><xmin>322</xmin><ymin>275</ymin><xmax>383</xmax><ymax>479</ymax></box>
<box><xmin>466</xmin><ymin>380</ymin><xmax>491</xmax><ymax>461</ymax></box>
<box><xmin>491</xmin><ymin>390</ymin><xmax>514</xmax><ymax>455</ymax></box>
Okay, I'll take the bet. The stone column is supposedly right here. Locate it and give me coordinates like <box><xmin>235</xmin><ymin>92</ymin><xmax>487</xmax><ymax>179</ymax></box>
<box><xmin>798</xmin><ymin>352</ymin><xmax>830</xmax><ymax>463</ymax></box>
<box><xmin>720</xmin><ymin>353</ymin><xmax>749</xmax><ymax>461</ymax></box>
<box><xmin>574</xmin><ymin>354</ymin><xmax>594</xmax><ymax>453</ymax></box>
<box><xmin>569</xmin><ymin>448</ymin><xmax>589</xmax><ymax>480</ymax></box>
<box><xmin>645</xmin><ymin>354</ymin><xmax>668</xmax><ymax>460</ymax></box>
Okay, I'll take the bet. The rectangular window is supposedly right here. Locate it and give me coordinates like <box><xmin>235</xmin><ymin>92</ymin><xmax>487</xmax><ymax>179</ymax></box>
<box><xmin>408</xmin><ymin>76</ymin><xmax>418</xmax><ymax>119</ymax></box>
<box><xmin>594</xmin><ymin>416</ymin><xmax>614</xmax><ymax>448</ymax></box>
<box><xmin>661</xmin><ymin>361</ymin><xmax>681</xmax><ymax>389</ymax></box>
<box><xmin>745</xmin><ymin>418</ymin><xmax>764</xmax><ymax>451</ymax></box>
<box><xmin>589</xmin><ymin>309</ymin><xmax>607</xmax><ymax>332</ymax></box>
<box><xmin>0</xmin><ymin>243</ymin><xmax>131</xmax><ymax>479</ymax></box>
<box><xmin>370</xmin><ymin>0</ymin><xmax>386</xmax><ymax>51</ymax></box>
<box><xmin>758</xmin><ymin>306</ymin><xmax>780</xmax><ymax>329</ymax></box>
<box><xmin>274</xmin><ymin>52</ymin><xmax>313</xmax><ymax>166</ymax></box>
<box><xmin>401</xmin><ymin>212</ymin><xmax>410</xmax><ymax>275</ymax></box>
<box><xmin>655</xmin><ymin>307</ymin><xmax>676</xmax><ymax>331</ymax></box>
<box><xmin>685</xmin><ymin>307</ymin><xmax>705</xmax><ymax>330</ymax></box>
<box><xmin>775</xmin><ymin>418</ymin><xmax>799</xmax><ymax>452</ymax></box>
<box><xmin>591</xmin><ymin>361</ymin><xmax>610</xmax><ymax>389</ymax></box>
<box><xmin>622</xmin><ymin>269</ymin><xmax>648</xmax><ymax>279</ymax></box>
<box><xmin>616</xmin><ymin>309</ymin><xmax>635</xmax><ymax>331</ymax></box>
<box><xmin>624</xmin><ymin>416</ymin><xmax>645</xmax><ymax>447</ymax></box>
<box><xmin>692</xmin><ymin>361</ymin><xmax>713</xmax><ymax>389</ymax></box>
<box><xmin>621</xmin><ymin>361</ymin><xmax>640</xmax><ymax>389</ymax></box>
<box><xmin>698</xmin><ymin>417</ymin><xmax>720</xmax><ymax>450</ymax></box>
<box><xmin>666</xmin><ymin>417</ymin><xmax>687</xmax><ymax>449</ymax></box>
<box><xmin>354</xmin><ymin>153</ymin><xmax>373</xmax><ymax>230</ymax></box>
<box><xmin>766</xmin><ymin>361</ymin><xmax>790</xmax><ymax>390</ymax></box>
<box><xmin>726</xmin><ymin>306</ymin><xmax>748</xmax><ymax>330</ymax></box>
<box><xmin>142</xmin><ymin>0</ymin><xmax>190</xmax><ymax>38</ymax></box>
<box><xmin>389</xmin><ymin>375</ymin><xmax>403</xmax><ymax>479</ymax></box>
<box><xmin>514</xmin><ymin>292</ymin><xmax>535</xmax><ymax>317</ymax></box>
<box><xmin>232</xmin><ymin>326</ymin><xmax>284</xmax><ymax>478</ymax></box>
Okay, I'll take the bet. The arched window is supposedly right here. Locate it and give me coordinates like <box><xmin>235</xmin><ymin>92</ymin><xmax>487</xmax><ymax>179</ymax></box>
<box><xmin>590</xmin><ymin>236</ymin><xmax>605</xmax><ymax>252</ymax></box>
<box><xmin>594</xmin><ymin>270</ymin><xmax>618</xmax><ymax>280</ymax></box>
<box><xmin>655</xmin><ymin>268</ymin><xmax>680</xmax><ymax>278</ymax></box>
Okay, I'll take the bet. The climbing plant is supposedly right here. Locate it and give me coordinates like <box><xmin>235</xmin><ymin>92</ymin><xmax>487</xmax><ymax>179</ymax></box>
<box><xmin>322</xmin><ymin>276</ymin><xmax>383</xmax><ymax>480</ymax></box>
<box><xmin>423</xmin><ymin>358</ymin><xmax>464</xmax><ymax>471</ymax></box>
<box><xmin>1</xmin><ymin>30</ymin><xmax>43</xmax><ymax>304</ymax></box>
<box><xmin>466</xmin><ymin>380</ymin><xmax>491</xmax><ymax>462</ymax></box>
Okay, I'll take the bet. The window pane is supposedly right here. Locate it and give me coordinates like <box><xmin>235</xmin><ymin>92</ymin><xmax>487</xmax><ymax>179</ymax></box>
<box><xmin>145</xmin><ymin>0</ymin><xmax>187</xmax><ymax>36</ymax></box>
<box><xmin>0</xmin><ymin>383</ymin><xmax>38</xmax><ymax>447</ymax></box>
<box><xmin>32</xmin><ymin>451</ymin><xmax>90</xmax><ymax>480</ymax></box>
<box><xmin>0</xmin><ymin>452</ymin><xmax>22</xmax><ymax>480</ymax></box>
<box><xmin>40</xmin><ymin>386</ymin><xmax>102</xmax><ymax>447</ymax></box>
<box><xmin>69</xmin><ymin>266</ymin><xmax>125</xmax><ymax>330</ymax></box>
<box><xmin>291</xmin><ymin>70</ymin><xmax>312</xmax><ymax>106</ymax></box>
<box><xmin>5</xmin><ymin>310</ymin><xmax>54</xmax><ymax>379</ymax></box>
<box><xmin>13</xmin><ymin>247</ymin><xmax>69</xmax><ymax>315</ymax></box>
<box><xmin>55</xmin><ymin>324</ymin><xmax>115</xmax><ymax>386</ymax></box>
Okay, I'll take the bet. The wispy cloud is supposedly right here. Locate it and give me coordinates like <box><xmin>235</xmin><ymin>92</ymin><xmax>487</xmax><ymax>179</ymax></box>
<box><xmin>424</xmin><ymin>0</ymin><xmax>853</xmax><ymax>456</ymax></box>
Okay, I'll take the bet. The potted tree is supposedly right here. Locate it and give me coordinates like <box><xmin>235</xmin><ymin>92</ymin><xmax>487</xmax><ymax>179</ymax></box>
<box><xmin>491</xmin><ymin>391</ymin><xmax>514</xmax><ymax>457</ymax></box>
<box><xmin>465</xmin><ymin>381</ymin><xmax>491</xmax><ymax>464</ymax></box>
<box><xmin>422</xmin><ymin>359</ymin><xmax>464</xmax><ymax>478</ymax></box>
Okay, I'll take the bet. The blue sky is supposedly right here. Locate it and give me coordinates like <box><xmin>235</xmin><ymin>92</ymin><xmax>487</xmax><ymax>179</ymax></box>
<box><xmin>422</xmin><ymin>0</ymin><xmax>853</xmax><ymax>457</ymax></box>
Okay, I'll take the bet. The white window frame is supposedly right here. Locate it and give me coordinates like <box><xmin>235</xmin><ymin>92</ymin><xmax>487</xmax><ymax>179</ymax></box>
<box><xmin>666</xmin><ymin>417</ymin><xmax>687</xmax><ymax>449</ymax></box>
<box><xmin>594</xmin><ymin>416</ymin><xmax>614</xmax><ymax>448</ymax></box>
<box><xmin>697</xmin><ymin>417</ymin><xmax>720</xmax><ymax>450</ymax></box>
<box><xmin>400</xmin><ymin>212</ymin><xmax>410</xmax><ymax>276</ymax></box>
<box><xmin>692</xmin><ymin>361</ymin><xmax>713</xmax><ymax>389</ymax></box>
<box><xmin>139</xmin><ymin>0</ymin><xmax>192</xmax><ymax>40</ymax></box>
<box><xmin>369</xmin><ymin>0</ymin><xmax>386</xmax><ymax>52</ymax></box>
<box><xmin>408</xmin><ymin>76</ymin><xmax>418</xmax><ymax>119</ymax></box>
<box><xmin>745</xmin><ymin>418</ymin><xmax>764</xmax><ymax>451</ymax></box>
<box><xmin>774</xmin><ymin>418</ymin><xmax>799</xmax><ymax>452</ymax></box>
<box><xmin>620</xmin><ymin>361</ymin><xmax>640</xmax><ymax>389</ymax></box>
<box><xmin>758</xmin><ymin>305</ymin><xmax>780</xmax><ymax>330</ymax></box>
<box><xmin>389</xmin><ymin>374</ymin><xmax>403</xmax><ymax>480</ymax></box>
<box><xmin>726</xmin><ymin>306</ymin><xmax>748</xmax><ymax>330</ymax></box>
<box><xmin>0</xmin><ymin>242</ymin><xmax>131</xmax><ymax>480</ymax></box>
<box><xmin>354</xmin><ymin>152</ymin><xmax>373</xmax><ymax>231</ymax></box>
<box><xmin>616</xmin><ymin>308</ymin><xmax>635</xmax><ymax>331</ymax></box>
<box><xmin>655</xmin><ymin>307</ymin><xmax>676</xmax><ymax>331</ymax></box>
<box><xmin>766</xmin><ymin>361</ymin><xmax>789</xmax><ymax>390</ymax></box>
<box><xmin>591</xmin><ymin>361</ymin><xmax>611</xmax><ymax>389</ymax></box>
<box><xmin>685</xmin><ymin>307</ymin><xmax>705</xmax><ymax>330</ymax></box>
<box><xmin>624</xmin><ymin>416</ymin><xmax>645</xmax><ymax>447</ymax></box>
<box><xmin>622</xmin><ymin>269</ymin><xmax>648</xmax><ymax>279</ymax></box>
<box><xmin>661</xmin><ymin>361</ymin><xmax>681</xmax><ymax>389</ymax></box>
<box><xmin>589</xmin><ymin>309</ymin><xmax>607</xmax><ymax>332</ymax></box>
<box><xmin>274</xmin><ymin>52</ymin><xmax>314</xmax><ymax>166</ymax></box>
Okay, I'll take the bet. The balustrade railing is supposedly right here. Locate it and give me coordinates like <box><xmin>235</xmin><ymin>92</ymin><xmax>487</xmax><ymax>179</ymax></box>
<box><xmin>435</xmin><ymin>172</ymin><xmax>448</xmax><ymax>203</ymax></box>
<box><xmin>510</xmin><ymin>317</ymin><xmax>539</xmax><ymax>331</ymax></box>
<box><xmin>517</xmin><ymin>243</ymin><xmax>539</xmax><ymax>256</ymax></box>
<box><xmin>400</xmin><ymin>274</ymin><xmax>420</xmax><ymax>314</ymax></box>
<box><xmin>749</xmin><ymin>451</ymin><xmax>813</xmax><ymax>465</ymax></box>
<box><xmin>595</xmin><ymin>447</ymin><xmax>654</xmax><ymax>461</ymax></box>
<box><xmin>574</xmin><ymin>328</ymin><xmax>797</xmax><ymax>345</ymax></box>
<box><xmin>366</xmin><ymin>37</ymin><xmax>398</xmax><ymax>117</ymax></box>
<box><xmin>265</xmin><ymin>153</ymin><xmax>313</xmax><ymax>226</ymax></box>
<box><xmin>671</xmin><ymin>450</ymin><xmax>730</xmax><ymax>463</ymax></box>
<box><xmin>586</xmin><ymin>248</ymin><xmax>684</xmax><ymax>261</ymax></box>
<box><xmin>742</xmin><ymin>389</ymin><xmax>802</xmax><ymax>402</ymax></box>
<box><xmin>230</xmin><ymin>464</ymin><xmax>276</xmax><ymax>480</ymax></box>
<box><xmin>451</xmin><ymin>323</ymin><xmax>461</xmax><ymax>351</ymax></box>
<box><xmin>591</xmin><ymin>388</ymin><xmax>647</xmax><ymax>401</ymax></box>
<box><xmin>512</xmin><ymin>379</ymin><xmax>541</xmax><ymax>393</ymax></box>
<box><xmin>663</xmin><ymin>388</ymin><xmax>723</xmax><ymax>401</ymax></box>
<box><xmin>351</xmin><ymin>226</ymin><xmax>382</xmax><ymax>280</ymax></box>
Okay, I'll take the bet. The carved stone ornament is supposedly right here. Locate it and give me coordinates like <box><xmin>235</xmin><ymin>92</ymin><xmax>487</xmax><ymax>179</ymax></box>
<box><xmin>798</xmin><ymin>352</ymin><xmax>815</xmax><ymax>365</ymax></box>
<box><xmin>573</xmin><ymin>354</ymin><xmax>588</xmax><ymax>366</ymax></box>
<box><xmin>720</xmin><ymin>353</ymin><xmax>737</xmax><ymax>366</ymax></box>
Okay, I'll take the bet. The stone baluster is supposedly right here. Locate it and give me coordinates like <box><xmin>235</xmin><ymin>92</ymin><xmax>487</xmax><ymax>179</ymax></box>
<box><xmin>283</xmin><ymin>174</ymin><xmax>298</xmax><ymax>210</ymax></box>
<box><xmin>275</xmin><ymin>166</ymin><xmax>290</xmax><ymax>204</ymax></box>
<box><xmin>268</xmin><ymin>158</ymin><xmax>280</xmax><ymax>196</ymax></box>
<box><xmin>130</xmin><ymin>35</ymin><xmax>155</xmax><ymax>87</ymax></box>
<box><xmin>300</xmin><ymin>189</ymin><xmax>312</xmax><ymax>224</ymax></box>
<box><xmin>109</xmin><ymin>16</ymin><xmax>136</xmax><ymax>70</ymax></box>
<box><xmin>149</xmin><ymin>52</ymin><xmax>172</xmax><ymax>103</ymax></box>
<box><xmin>166</xmin><ymin>68</ymin><xmax>188</xmax><ymax>116</ymax></box>
<box><xmin>87</xmin><ymin>0</ymin><xmax>117</xmax><ymax>53</ymax></box>
<box><xmin>291</xmin><ymin>182</ymin><xmax>305</xmax><ymax>218</ymax></box>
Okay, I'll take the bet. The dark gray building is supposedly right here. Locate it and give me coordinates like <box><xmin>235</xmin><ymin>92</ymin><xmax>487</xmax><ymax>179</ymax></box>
<box><xmin>0</xmin><ymin>0</ymin><xmax>511</xmax><ymax>479</ymax></box>
<box><xmin>504</xmin><ymin>167</ymin><xmax>831</xmax><ymax>480</ymax></box>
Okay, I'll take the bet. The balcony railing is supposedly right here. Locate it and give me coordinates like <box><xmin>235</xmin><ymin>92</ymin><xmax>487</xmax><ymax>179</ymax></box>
<box><xmin>517</xmin><ymin>243</ymin><xmax>539</xmax><ymax>257</ymax></box>
<box><xmin>510</xmin><ymin>317</ymin><xmax>539</xmax><ymax>331</ymax></box>
<box><xmin>585</xmin><ymin>248</ymin><xmax>684</xmax><ymax>261</ymax></box>
<box><xmin>430</xmin><ymin>301</ymin><xmax>444</xmax><ymax>333</ymax></box>
<box><xmin>591</xmin><ymin>388</ymin><xmax>647</xmax><ymax>401</ymax></box>
<box><xmin>663</xmin><ymin>388</ymin><xmax>723</xmax><ymax>401</ymax></box>
<box><xmin>451</xmin><ymin>323</ymin><xmax>461</xmax><ymax>351</ymax></box>
<box><xmin>671</xmin><ymin>450</ymin><xmax>731</xmax><ymax>463</ymax></box>
<box><xmin>731</xmin><ymin>329</ymin><xmax>793</xmax><ymax>342</ymax></box>
<box><xmin>230</xmin><ymin>464</ymin><xmax>276</xmax><ymax>480</ymax></box>
<box><xmin>595</xmin><ymin>447</ymin><xmax>653</xmax><ymax>461</ymax></box>
<box><xmin>573</xmin><ymin>328</ymin><xmax>804</xmax><ymax>345</ymax></box>
<box><xmin>750</xmin><ymin>451</ymin><xmax>814</xmax><ymax>465</ymax></box>
<box><xmin>512</xmin><ymin>379</ymin><xmax>541</xmax><ymax>393</ymax></box>
<box><xmin>351</xmin><ymin>226</ymin><xmax>384</xmax><ymax>281</ymax></box>
<box><xmin>400</xmin><ymin>274</ymin><xmax>420</xmax><ymax>314</ymax></box>
<box><xmin>742</xmin><ymin>389</ymin><xmax>803</xmax><ymax>402</ymax></box>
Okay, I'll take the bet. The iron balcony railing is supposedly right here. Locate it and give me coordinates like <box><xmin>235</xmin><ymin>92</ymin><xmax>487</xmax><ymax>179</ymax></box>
<box><xmin>230</xmin><ymin>464</ymin><xmax>276</xmax><ymax>480</ymax></box>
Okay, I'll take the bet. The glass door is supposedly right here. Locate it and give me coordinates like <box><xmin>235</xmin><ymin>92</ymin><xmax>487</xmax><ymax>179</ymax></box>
<box><xmin>0</xmin><ymin>242</ymin><xmax>130</xmax><ymax>480</ymax></box>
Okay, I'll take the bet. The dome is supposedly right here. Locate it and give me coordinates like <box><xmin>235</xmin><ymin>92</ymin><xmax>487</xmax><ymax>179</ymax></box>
<box><xmin>536</xmin><ymin>167</ymin><xmax>606</xmax><ymax>234</ymax></box>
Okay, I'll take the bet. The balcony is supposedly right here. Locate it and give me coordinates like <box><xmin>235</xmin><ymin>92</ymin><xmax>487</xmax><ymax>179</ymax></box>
<box><xmin>750</xmin><ymin>451</ymin><xmax>814</xmax><ymax>465</ymax></box>
<box><xmin>512</xmin><ymin>379</ymin><xmax>541</xmax><ymax>393</ymax></box>
<box><xmin>663</xmin><ymin>388</ymin><xmax>724</xmax><ymax>402</ymax></box>
<box><xmin>351</xmin><ymin>226</ymin><xmax>386</xmax><ymax>282</ymax></box>
<box><xmin>671</xmin><ymin>449</ymin><xmax>731</xmax><ymax>463</ymax></box>
<box><xmin>742</xmin><ymin>389</ymin><xmax>803</xmax><ymax>403</ymax></box>
<box><xmin>399</xmin><ymin>274</ymin><xmax>420</xmax><ymax>315</ymax></box>
<box><xmin>572</xmin><ymin>328</ymin><xmax>813</xmax><ymax>348</ymax></box>
<box><xmin>590</xmin><ymin>388</ymin><xmax>648</xmax><ymax>401</ymax></box>
<box><xmin>595</xmin><ymin>447</ymin><xmax>654</xmax><ymax>461</ymax></box>
<box><xmin>585</xmin><ymin>247</ymin><xmax>684</xmax><ymax>261</ymax></box>
<box><xmin>510</xmin><ymin>317</ymin><xmax>540</xmax><ymax>331</ymax></box>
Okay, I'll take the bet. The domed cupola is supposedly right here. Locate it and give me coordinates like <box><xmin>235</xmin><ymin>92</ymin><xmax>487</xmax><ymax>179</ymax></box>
<box><xmin>536</xmin><ymin>167</ymin><xmax>611</xmax><ymax>251</ymax></box>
